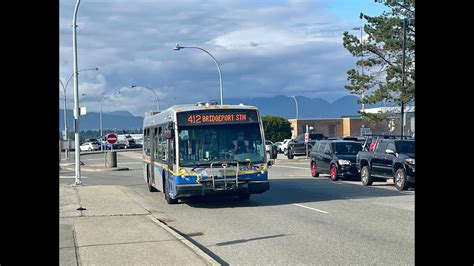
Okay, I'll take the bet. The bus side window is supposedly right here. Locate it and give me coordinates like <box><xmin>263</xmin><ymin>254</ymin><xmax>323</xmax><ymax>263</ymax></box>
<box><xmin>161</xmin><ymin>126</ymin><xmax>168</xmax><ymax>161</ymax></box>
<box><xmin>144</xmin><ymin>128</ymin><xmax>150</xmax><ymax>156</ymax></box>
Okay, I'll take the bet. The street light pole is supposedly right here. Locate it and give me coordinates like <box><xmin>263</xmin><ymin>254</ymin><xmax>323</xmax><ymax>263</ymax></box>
<box><xmin>353</xmin><ymin>26</ymin><xmax>365</xmax><ymax>112</ymax></box>
<box><xmin>290</xmin><ymin>96</ymin><xmax>299</xmax><ymax>120</ymax></box>
<box><xmin>72</xmin><ymin>0</ymin><xmax>82</xmax><ymax>185</ymax></box>
<box><xmin>59</xmin><ymin>80</ymin><xmax>69</xmax><ymax>161</ymax></box>
<box><xmin>59</xmin><ymin>80</ymin><xmax>68</xmax><ymax>141</ymax></box>
<box><xmin>174</xmin><ymin>43</ymin><xmax>224</xmax><ymax>105</ymax></box>
<box><xmin>59</xmin><ymin>67</ymin><xmax>99</xmax><ymax>143</ymax></box>
<box><xmin>100</xmin><ymin>90</ymin><xmax>121</xmax><ymax>152</ymax></box>
<box><xmin>168</xmin><ymin>97</ymin><xmax>176</xmax><ymax>108</ymax></box>
<box><xmin>401</xmin><ymin>18</ymin><xmax>415</xmax><ymax>139</ymax></box>
<box><xmin>129</xmin><ymin>85</ymin><xmax>160</xmax><ymax>111</ymax></box>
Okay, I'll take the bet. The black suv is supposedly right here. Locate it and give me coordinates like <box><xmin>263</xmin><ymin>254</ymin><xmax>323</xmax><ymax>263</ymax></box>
<box><xmin>309</xmin><ymin>140</ymin><xmax>362</xmax><ymax>181</ymax></box>
<box><xmin>356</xmin><ymin>139</ymin><xmax>415</xmax><ymax>190</ymax></box>
<box><xmin>287</xmin><ymin>133</ymin><xmax>326</xmax><ymax>159</ymax></box>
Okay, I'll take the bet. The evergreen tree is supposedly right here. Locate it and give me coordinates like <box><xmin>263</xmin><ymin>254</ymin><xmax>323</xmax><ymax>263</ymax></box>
<box><xmin>262</xmin><ymin>116</ymin><xmax>292</xmax><ymax>143</ymax></box>
<box><xmin>342</xmin><ymin>0</ymin><xmax>414</xmax><ymax>122</ymax></box>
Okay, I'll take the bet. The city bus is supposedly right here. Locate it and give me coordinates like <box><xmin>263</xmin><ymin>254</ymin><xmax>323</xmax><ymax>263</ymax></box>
<box><xmin>143</xmin><ymin>101</ymin><xmax>272</xmax><ymax>204</ymax></box>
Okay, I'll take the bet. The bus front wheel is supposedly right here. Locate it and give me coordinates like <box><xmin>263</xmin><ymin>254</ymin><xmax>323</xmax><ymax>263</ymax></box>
<box><xmin>164</xmin><ymin>177</ymin><xmax>178</xmax><ymax>204</ymax></box>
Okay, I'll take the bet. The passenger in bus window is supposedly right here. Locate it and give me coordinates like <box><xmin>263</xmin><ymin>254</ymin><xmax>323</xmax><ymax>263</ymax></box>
<box><xmin>232</xmin><ymin>132</ymin><xmax>250</xmax><ymax>154</ymax></box>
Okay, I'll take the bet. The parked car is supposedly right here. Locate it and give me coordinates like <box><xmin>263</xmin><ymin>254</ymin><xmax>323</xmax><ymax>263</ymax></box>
<box><xmin>287</xmin><ymin>133</ymin><xmax>326</xmax><ymax>159</ymax></box>
<box><xmin>79</xmin><ymin>141</ymin><xmax>100</xmax><ymax>151</ymax></box>
<box><xmin>309</xmin><ymin>140</ymin><xmax>362</xmax><ymax>181</ymax></box>
<box><xmin>123</xmin><ymin>139</ymin><xmax>140</xmax><ymax>149</ymax></box>
<box><xmin>280</xmin><ymin>139</ymin><xmax>292</xmax><ymax>154</ymax></box>
<box><xmin>265</xmin><ymin>140</ymin><xmax>274</xmax><ymax>153</ymax></box>
<box><xmin>274</xmin><ymin>142</ymin><xmax>283</xmax><ymax>153</ymax></box>
<box><xmin>356</xmin><ymin>138</ymin><xmax>415</xmax><ymax>190</ymax></box>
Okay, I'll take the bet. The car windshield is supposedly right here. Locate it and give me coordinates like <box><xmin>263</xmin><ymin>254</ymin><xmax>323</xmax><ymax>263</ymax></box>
<box><xmin>178</xmin><ymin>123</ymin><xmax>265</xmax><ymax>167</ymax></box>
<box><xmin>333</xmin><ymin>142</ymin><xmax>362</xmax><ymax>155</ymax></box>
<box><xmin>395</xmin><ymin>141</ymin><xmax>414</xmax><ymax>154</ymax></box>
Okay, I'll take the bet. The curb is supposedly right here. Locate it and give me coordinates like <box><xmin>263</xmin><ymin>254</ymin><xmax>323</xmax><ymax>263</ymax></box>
<box><xmin>147</xmin><ymin>215</ymin><xmax>220</xmax><ymax>266</ymax></box>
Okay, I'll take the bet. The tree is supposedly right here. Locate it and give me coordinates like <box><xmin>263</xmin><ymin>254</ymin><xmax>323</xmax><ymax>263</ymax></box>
<box><xmin>342</xmin><ymin>0</ymin><xmax>414</xmax><ymax>122</ymax></box>
<box><xmin>262</xmin><ymin>116</ymin><xmax>292</xmax><ymax>143</ymax></box>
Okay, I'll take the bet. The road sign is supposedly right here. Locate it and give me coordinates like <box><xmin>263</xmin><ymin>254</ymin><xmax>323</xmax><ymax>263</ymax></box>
<box><xmin>106</xmin><ymin>133</ymin><xmax>117</xmax><ymax>144</ymax></box>
<box><xmin>304</xmin><ymin>132</ymin><xmax>309</xmax><ymax>143</ymax></box>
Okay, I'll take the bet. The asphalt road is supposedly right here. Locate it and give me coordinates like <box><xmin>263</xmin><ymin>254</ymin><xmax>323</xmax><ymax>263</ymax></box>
<box><xmin>60</xmin><ymin>151</ymin><xmax>414</xmax><ymax>265</ymax></box>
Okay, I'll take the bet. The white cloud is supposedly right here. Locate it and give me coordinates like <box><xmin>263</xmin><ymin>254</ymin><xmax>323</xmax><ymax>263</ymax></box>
<box><xmin>60</xmin><ymin>0</ymin><xmax>370</xmax><ymax>116</ymax></box>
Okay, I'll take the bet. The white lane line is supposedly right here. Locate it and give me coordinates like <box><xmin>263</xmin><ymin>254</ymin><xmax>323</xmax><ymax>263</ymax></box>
<box><xmin>293</xmin><ymin>203</ymin><xmax>329</xmax><ymax>214</ymax></box>
<box><xmin>59</xmin><ymin>176</ymin><xmax>88</xmax><ymax>179</ymax></box>
<box><xmin>272</xmin><ymin>165</ymin><xmax>308</xmax><ymax>170</ymax></box>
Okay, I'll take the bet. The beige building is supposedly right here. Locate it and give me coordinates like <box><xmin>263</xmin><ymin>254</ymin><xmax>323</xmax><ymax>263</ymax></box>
<box><xmin>288</xmin><ymin>117</ymin><xmax>390</xmax><ymax>139</ymax></box>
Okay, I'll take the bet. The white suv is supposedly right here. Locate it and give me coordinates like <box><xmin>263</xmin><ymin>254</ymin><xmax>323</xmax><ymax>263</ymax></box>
<box><xmin>80</xmin><ymin>142</ymin><xmax>100</xmax><ymax>151</ymax></box>
<box><xmin>280</xmin><ymin>139</ymin><xmax>291</xmax><ymax>154</ymax></box>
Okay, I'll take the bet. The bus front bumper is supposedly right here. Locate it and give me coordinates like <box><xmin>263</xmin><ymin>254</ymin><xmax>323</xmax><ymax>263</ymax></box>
<box><xmin>175</xmin><ymin>180</ymin><xmax>269</xmax><ymax>198</ymax></box>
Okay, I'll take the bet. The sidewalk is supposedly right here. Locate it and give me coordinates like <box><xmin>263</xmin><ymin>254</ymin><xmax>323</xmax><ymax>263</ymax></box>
<box><xmin>60</xmin><ymin>162</ymin><xmax>130</xmax><ymax>172</ymax></box>
<box><xmin>60</xmin><ymin>183</ymin><xmax>218</xmax><ymax>265</ymax></box>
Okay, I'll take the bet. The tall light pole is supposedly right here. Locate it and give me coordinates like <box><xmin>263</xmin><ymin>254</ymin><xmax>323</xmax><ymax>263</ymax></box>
<box><xmin>59</xmin><ymin>80</ymin><xmax>68</xmax><ymax>141</ymax></box>
<box><xmin>290</xmin><ymin>96</ymin><xmax>299</xmax><ymax>120</ymax></box>
<box><xmin>72</xmin><ymin>0</ymin><xmax>82</xmax><ymax>185</ymax></box>
<box><xmin>174</xmin><ymin>43</ymin><xmax>224</xmax><ymax>105</ymax></box>
<box><xmin>401</xmin><ymin>18</ymin><xmax>415</xmax><ymax>139</ymax></box>
<box><xmin>100</xmin><ymin>90</ymin><xmax>121</xmax><ymax>152</ymax></box>
<box><xmin>129</xmin><ymin>85</ymin><xmax>160</xmax><ymax>111</ymax></box>
<box><xmin>168</xmin><ymin>97</ymin><xmax>176</xmax><ymax>108</ymax></box>
<box><xmin>353</xmin><ymin>26</ymin><xmax>365</xmax><ymax>112</ymax></box>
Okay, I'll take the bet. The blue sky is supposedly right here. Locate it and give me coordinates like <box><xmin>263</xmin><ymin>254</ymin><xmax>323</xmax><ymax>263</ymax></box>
<box><xmin>60</xmin><ymin>0</ymin><xmax>390</xmax><ymax>116</ymax></box>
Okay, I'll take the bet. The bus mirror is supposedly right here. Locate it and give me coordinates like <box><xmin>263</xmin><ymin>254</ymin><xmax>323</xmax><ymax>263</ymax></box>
<box><xmin>165</xmin><ymin>129</ymin><xmax>173</xmax><ymax>139</ymax></box>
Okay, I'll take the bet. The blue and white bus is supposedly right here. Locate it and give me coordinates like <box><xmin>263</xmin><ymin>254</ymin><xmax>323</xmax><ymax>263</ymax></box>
<box><xmin>143</xmin><ymin>101</ymin><xmax>272</xmax><ymax>204</ymax></box>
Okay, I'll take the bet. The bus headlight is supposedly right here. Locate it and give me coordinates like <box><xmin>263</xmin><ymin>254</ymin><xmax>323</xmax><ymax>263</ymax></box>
<box><xmin>337</xmin><ymin>160</ymin><xmax>351</xmax><ymax>165</ymax></box>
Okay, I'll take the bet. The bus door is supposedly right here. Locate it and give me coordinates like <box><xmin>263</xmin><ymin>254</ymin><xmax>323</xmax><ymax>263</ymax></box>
<box><xmin>165</xmin><ymin>122</ymin><xmax>175</xmax><ymax>172</ymax></box>
<box><xmin>149</xmin><ymin>127</ymin><xmax>156</xmax><ymax>188</ymax></box>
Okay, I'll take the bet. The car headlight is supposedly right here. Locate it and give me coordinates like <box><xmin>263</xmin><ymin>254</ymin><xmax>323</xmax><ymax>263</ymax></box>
<box><xmin>405</xmin><ymin>158</ymin><xmax>415</xmax><ymax>165</ymax></box>
<box><xmin>337</xmin><ymin>160</ymin><xmax>351</xmax><ymax>165</ymax></box>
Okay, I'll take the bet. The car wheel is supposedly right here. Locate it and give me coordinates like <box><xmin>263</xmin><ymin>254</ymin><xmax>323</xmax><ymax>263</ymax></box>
<box><xmin>394</xmin><ymin>168</ymin><xmax>409</xmax><ymax>191</ymax></box>
<box><xmin>287</xmin><ymin>149</ymin><xmax>294</xmax><ymax>159</ymax></box>
<box><xmin>361</xmin><ymin>165</ymin><xmax>373</xmax><ymax>186</ymax></box>
<box><xmin>330</xmin><ymin>164</ymin><xmax>339</xmax><ymax>181</ymax></box>
<box><xmin>88</xmin><ymin>147</ymin><xmax>92</xmax><ymax>151</ymax></box>
<box><xmin>311</xmin><ymin>161</ymin><xmax>319</xmax><ymax>177</ymax></box>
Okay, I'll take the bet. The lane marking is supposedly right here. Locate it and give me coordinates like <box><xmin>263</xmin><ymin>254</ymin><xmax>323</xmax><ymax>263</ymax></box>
<box><xmin>293</xmin><ymin>203</ymin><xmax>329</xmax><ymax>214</ymax></box>
<box><xmin>272</xmin><ymin>165</ymin><xmax>308</xmax><ymax>170</ymax></box>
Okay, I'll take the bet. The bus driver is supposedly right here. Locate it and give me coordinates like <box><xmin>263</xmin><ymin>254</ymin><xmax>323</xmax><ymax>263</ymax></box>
<box><xmin>232</xmin><ymin>131</ymin><xmax>250</xmax><ymax>154</ymax></box>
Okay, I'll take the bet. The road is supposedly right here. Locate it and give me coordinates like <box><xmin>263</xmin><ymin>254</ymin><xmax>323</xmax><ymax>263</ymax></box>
<box><xmin>60</xmin><ymin>151</ymin><xmax>414</xmax><ymax>265</ymax></box>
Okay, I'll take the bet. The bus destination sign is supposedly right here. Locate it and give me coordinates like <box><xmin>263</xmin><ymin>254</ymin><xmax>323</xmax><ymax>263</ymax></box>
<box><xmin>177</xmin><ymin>109</ymin><xmax>258</xmax><ymax>126</ymax></box>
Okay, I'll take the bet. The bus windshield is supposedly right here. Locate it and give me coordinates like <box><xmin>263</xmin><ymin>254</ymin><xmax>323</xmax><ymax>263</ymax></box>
<box><xmin>178</xmin><ymin>123</ymin><xmax>265</xmax><ymax>167</ymax></box>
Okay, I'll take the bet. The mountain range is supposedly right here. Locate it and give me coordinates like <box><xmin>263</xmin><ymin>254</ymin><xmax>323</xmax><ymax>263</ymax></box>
<box><xmin>59</xmin><ymin>95</ymin><xmax>379</xmax><ymax>131</ymax></box>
